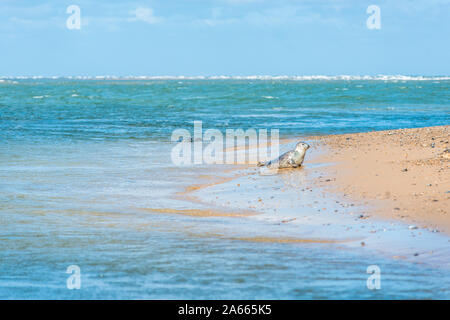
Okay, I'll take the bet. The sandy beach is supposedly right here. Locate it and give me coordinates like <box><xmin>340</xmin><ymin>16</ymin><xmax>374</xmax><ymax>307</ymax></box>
<box><xmin>308</xmin><ymin>125</ymin><xmax>450</xmax><ymax>234</ymax></box>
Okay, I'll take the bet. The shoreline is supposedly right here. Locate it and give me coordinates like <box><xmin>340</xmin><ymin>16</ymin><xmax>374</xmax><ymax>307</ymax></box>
<box><xmin>159</xmin><ymin>125</ymin><xmax>450</xmax><ymax>268</ymax></box>
<box><xmin>168</xmin><ymin>125</ymin><xmax>449</xmax><ymax>237</ymax></box>
<box><xmin>135</xmin><ymin>125</ymin><xmax>450</xmax><ymax>269</ymax></box>
<box><xmin>306</xmin><ymin>125</ymin><xmax>449</xmax><ymax>235</ymax></box>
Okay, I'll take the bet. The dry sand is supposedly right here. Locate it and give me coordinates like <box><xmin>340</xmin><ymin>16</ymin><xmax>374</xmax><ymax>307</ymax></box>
<box><xmin>308</xmin><ymin>126</ymin><xmax>450</xmax><ymax>234</ymax></box>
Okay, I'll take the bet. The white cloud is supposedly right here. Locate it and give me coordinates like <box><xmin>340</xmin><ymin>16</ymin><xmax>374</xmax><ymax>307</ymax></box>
<box><xmin>129</xmin><ymin>7</ymin><xmax>162</xmax><ymax>24</ymax></box>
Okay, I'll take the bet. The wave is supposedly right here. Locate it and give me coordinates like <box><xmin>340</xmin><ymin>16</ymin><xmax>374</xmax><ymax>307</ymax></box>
<box><xmin>0</xmin><ymin>79</ymin><xmax>18</xmax><ymax>84</ymax></box>
<box><xmin>1</xmin><ymin>75</ymin><xmax>449</xmax><ymax>81</ymax></box>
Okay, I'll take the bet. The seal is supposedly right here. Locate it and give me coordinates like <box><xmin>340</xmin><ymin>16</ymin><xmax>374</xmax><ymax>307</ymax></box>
<box><xmin>257</xmin><ymin>141</ymin><xmax>310</xmax><ymax>169</ymax></box>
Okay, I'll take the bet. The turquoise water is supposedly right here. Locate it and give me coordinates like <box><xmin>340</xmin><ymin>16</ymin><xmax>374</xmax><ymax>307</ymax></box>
<box><xmin>0</xmin><ymin>79</ymin><xmax>449</xmax><ymax>299</ymax></box>
<box><xmin>1</xmin><ymin>79</ymin><xmax>449</xmax><ymax>142</ymax></box>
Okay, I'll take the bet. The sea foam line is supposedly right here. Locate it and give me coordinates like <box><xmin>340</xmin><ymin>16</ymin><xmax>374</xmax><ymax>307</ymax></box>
<box><xmin>1</xmin><ymin>75</ymin><xmax>449</xmax><ymax>81</ymax></box>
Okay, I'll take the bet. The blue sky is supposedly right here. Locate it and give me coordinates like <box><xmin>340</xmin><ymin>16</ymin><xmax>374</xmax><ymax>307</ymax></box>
<box><xmin>1</xmin><ymin>0</ymin><xmax>449</xmax><ymax>76</ymax></box>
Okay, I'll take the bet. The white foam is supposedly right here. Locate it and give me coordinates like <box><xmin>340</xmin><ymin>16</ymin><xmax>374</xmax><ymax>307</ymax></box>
<box><xmin>1</xmin><ymin>75</ymin><xmax>449</xmax><ymax>81</ymax></box>
<box><xmin>0</xmin><ymin>79</ymin><xmax>18</xmax><ymax>84</ymax></box>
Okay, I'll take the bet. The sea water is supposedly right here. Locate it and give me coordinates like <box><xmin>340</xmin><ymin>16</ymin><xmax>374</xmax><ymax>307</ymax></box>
<box><xmin>0</xmin><ymin>78</ymin><xmax>449</xmax><ymax>299</ymax></box>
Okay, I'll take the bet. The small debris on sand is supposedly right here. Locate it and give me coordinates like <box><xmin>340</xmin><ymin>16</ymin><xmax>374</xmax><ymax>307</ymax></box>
<box><xmin>442</xmin><ymin>149</ymin><xmax>450</xmax><ymax>159</ymax></box>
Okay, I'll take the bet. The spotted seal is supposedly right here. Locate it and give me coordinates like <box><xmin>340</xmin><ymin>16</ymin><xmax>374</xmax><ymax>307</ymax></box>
<box><xmin>257</xmin><ymin>141</ymin><xmax>310</xmax><ymax>169</ymax></box>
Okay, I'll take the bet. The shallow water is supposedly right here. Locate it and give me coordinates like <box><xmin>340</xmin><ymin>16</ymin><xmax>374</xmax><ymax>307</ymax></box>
<box><xmin>0</xmin><ymin>79</ymin><xmax>449</xmax><ymax>299</ymax></box>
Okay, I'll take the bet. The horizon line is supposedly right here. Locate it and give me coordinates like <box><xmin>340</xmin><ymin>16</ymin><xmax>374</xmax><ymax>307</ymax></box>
<box><xmin>1</xmin><ymin>75</ymin><xmax>450</xmax><ymax>81</ymax></box>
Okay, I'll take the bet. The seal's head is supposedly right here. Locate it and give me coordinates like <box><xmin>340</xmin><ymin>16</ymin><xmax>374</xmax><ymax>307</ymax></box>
<box><xmin>295</xmin><ymin>141</ymin><xmax>310</xmax><ymax>152</ymax></box>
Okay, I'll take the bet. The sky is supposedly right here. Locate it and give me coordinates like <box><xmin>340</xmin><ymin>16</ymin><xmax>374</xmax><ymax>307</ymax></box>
<box><xmin>1</xmin><ymin>0</ymin><xmax>449</xmax><ymax>76</ymax></box>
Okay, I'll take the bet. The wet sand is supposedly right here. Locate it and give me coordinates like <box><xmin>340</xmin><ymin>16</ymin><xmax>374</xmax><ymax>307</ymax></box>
<box><xmin>136</xmin><ymin>126</ymin><xmax>450</xmax><ymax>266</ymax></box>
<box><xmin>308</xmin><ymin>125</ymin><xmax>450</xmax><ymax>234</ymax></box>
